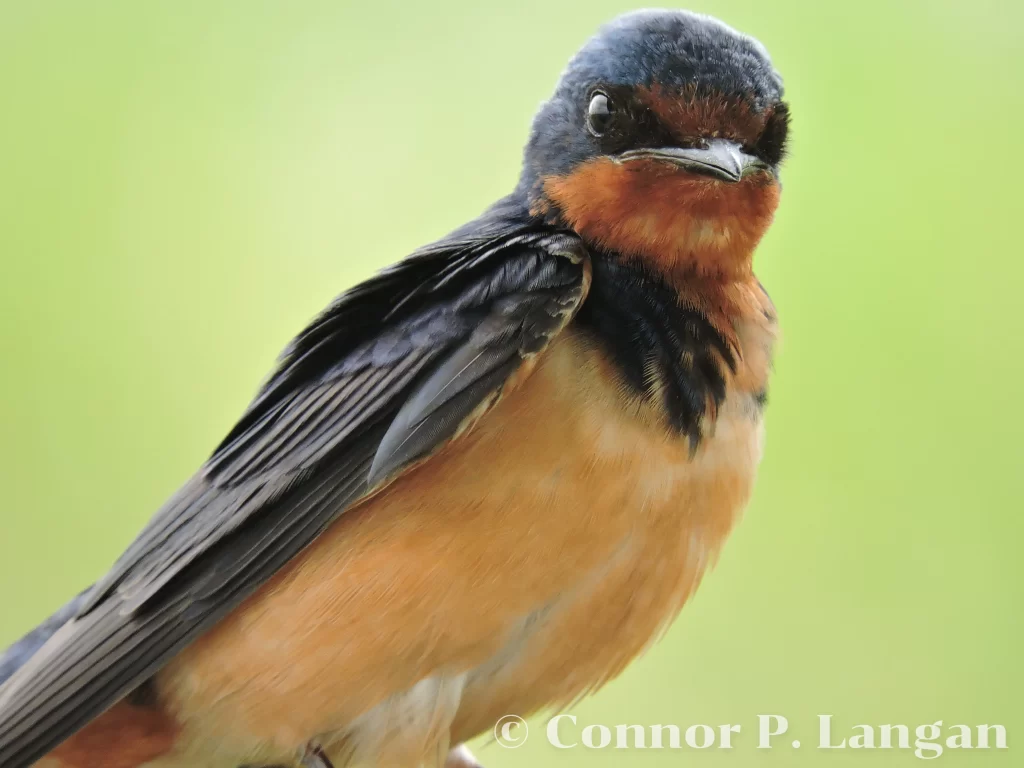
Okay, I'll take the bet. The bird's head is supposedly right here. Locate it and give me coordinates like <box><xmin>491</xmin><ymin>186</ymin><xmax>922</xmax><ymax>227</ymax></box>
<box><xmin>522</xmin><ymin>10</ymin><xmax>789</xmax><ymax>279</ymax></box>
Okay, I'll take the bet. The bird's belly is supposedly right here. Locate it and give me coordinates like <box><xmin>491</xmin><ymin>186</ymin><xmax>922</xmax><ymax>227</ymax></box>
<box><xmin>154</xmin><ymin>330</ymin><xmax>765</xmax><ymax>765</ymax></box>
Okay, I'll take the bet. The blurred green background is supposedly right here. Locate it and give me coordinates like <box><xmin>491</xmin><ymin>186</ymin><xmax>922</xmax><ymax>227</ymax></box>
<box><xmin>1</xmin><ymin>1</ymin><xmax>1021</xmax><ymax>765</ymax></box>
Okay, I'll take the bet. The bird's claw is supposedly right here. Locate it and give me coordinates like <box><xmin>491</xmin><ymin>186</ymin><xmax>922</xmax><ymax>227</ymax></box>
<box><xmin>445</xmin><ymin>744</ymin><xmax>484</xmax><ymax>767</ymax></box>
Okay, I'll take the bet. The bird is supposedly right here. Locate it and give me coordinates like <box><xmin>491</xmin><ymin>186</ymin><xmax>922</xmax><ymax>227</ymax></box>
<box><xmin>0</xmin><ymin>8</ymin><xmax>789</xmax><ymax>768</ymax></box>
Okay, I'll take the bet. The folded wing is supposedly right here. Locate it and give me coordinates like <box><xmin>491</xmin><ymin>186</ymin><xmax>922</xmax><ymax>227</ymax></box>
<box><xmin>0</xmin><ymin>210</ymin><xmax>589</xmax><ymax>767</ymax></box>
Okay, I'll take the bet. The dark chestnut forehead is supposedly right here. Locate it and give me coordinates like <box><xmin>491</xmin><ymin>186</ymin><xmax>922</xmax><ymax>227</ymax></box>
<box><xmin>638</xmin><ymin>84</ymin><xmax>777</xmax><ymax>146</ymax></box>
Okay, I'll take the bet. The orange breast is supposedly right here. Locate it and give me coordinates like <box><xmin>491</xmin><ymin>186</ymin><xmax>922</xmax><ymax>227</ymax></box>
<box><xmin>150</xmin><ymin>295</ymin><xmax>775</xmax><ymax>766</ymax></box>
<box><xmin>33</xmin><ymin>701</ymin><xmax>178</xmax><ymax>768</ymax></box>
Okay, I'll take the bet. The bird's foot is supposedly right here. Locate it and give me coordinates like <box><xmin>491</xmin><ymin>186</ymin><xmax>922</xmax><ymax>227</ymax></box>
<box><xmin>445</xmin><ymin>744</ymin><xmax>484</xmax><ymax>767</ymax></box>
<box><xmin>290</xmin><ymin>739</ymin><xmax>479</xmax><ymax>768</ymax></box>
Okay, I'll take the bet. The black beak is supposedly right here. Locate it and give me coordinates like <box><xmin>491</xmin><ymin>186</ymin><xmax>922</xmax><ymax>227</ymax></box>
<box><xmin>617</xmin><ymin>139</ymin><xmax>771</xmax><ymax>183</ymax></box>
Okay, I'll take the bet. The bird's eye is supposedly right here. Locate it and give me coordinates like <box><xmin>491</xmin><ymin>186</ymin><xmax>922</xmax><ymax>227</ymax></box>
<box><xmin>587</xmin><ymin>92</ymin><xmax>613</xmax><ymax>136</ymax></box>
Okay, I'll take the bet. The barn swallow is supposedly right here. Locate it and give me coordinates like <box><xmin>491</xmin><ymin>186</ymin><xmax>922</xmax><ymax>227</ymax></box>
<box><xmin>0</xmin><ymin>9</ymin><xmax>788</xmax><ymax>768</ymax></box>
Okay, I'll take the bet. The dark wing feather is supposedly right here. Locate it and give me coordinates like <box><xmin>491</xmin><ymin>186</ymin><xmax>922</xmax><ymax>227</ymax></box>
<box><xmin>0</xmin><ymin>591</ymin><xmax>90</xmax><ymax>688</ymax></box>
<box><xmin>0</xmin><ymin>206</ymin><xmax>589</xmax><ymax>768</ymax></box>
